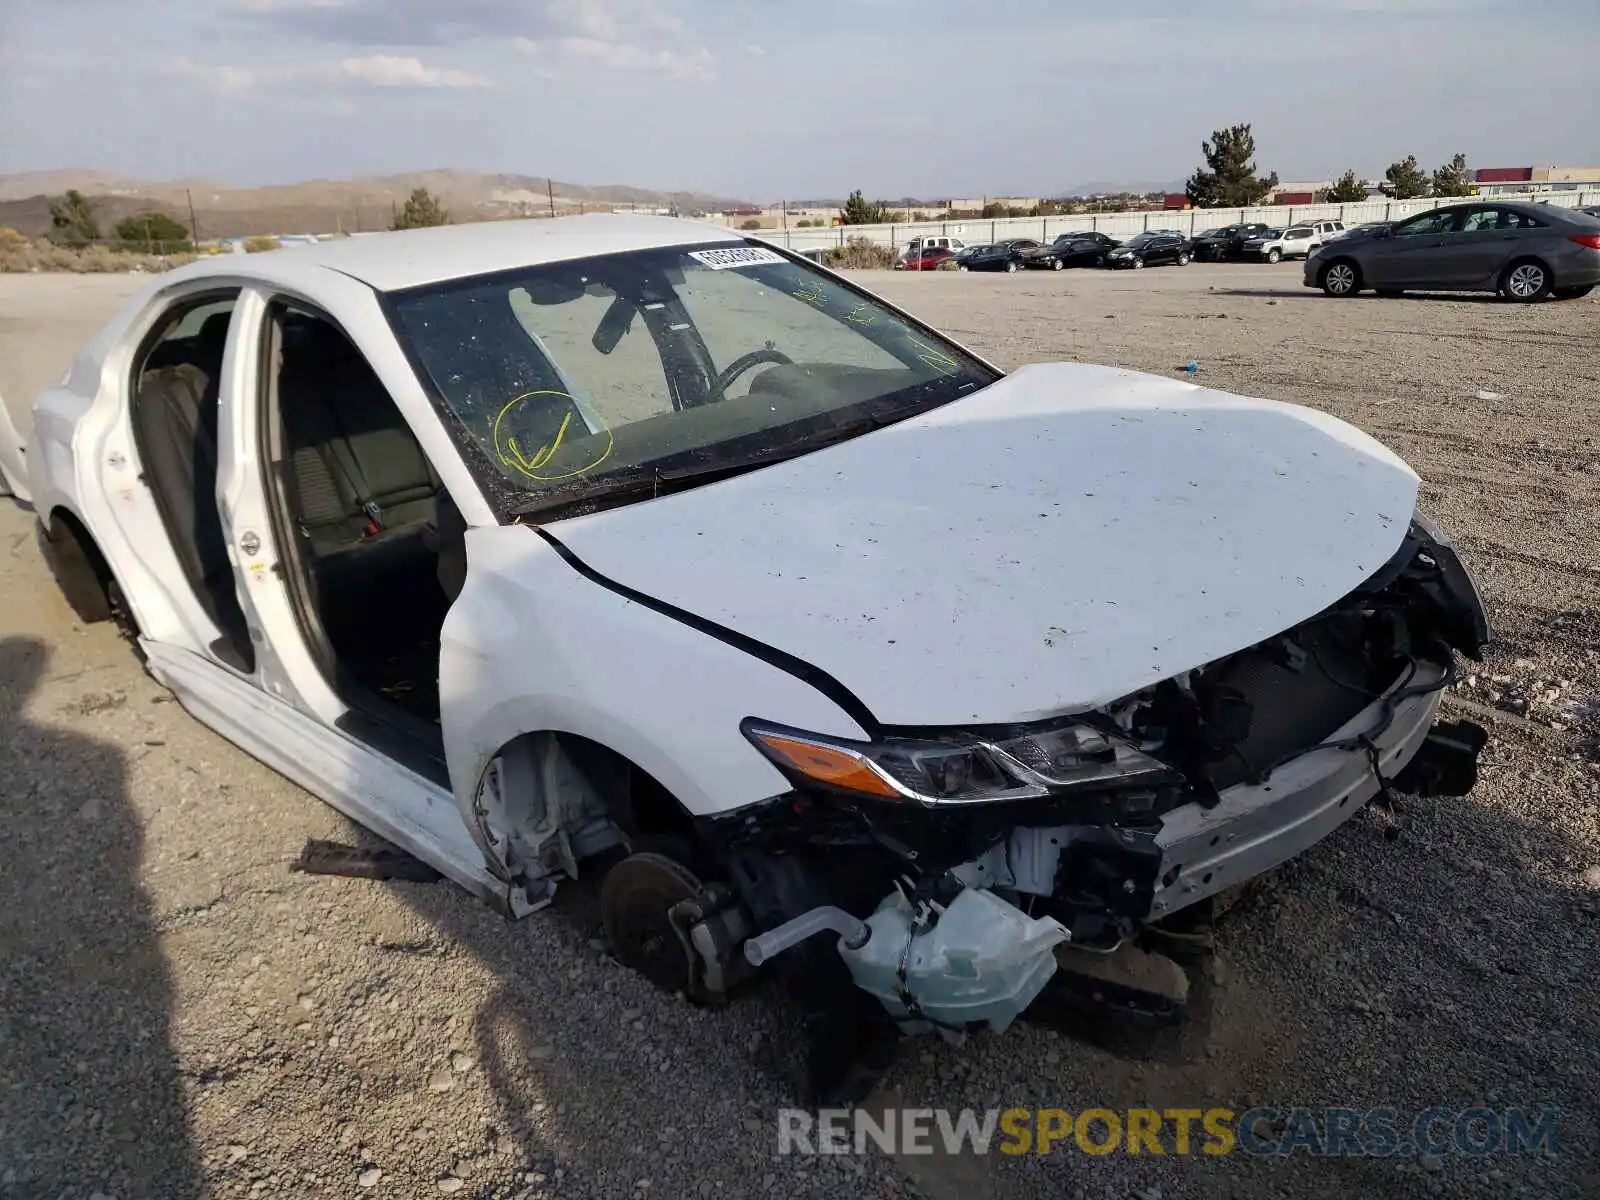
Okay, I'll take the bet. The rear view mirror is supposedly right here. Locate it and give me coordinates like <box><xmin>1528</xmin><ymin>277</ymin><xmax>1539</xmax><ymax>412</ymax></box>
<box><xmin>592</xmin><ymin>296</ymin><xmax>638</xmax><ymax>355</ymax></box>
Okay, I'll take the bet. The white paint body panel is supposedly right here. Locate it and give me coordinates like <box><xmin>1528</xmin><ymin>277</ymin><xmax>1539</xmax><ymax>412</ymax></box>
<box><xmin>0</xmin><ymin>389</ymin><xmax>28</xmax><ymax>502</ymax></box>
<box><xmin>439</xmin><ymin>526</ymin><xmax>868</xmax><ymax>830</ymax></box>
<box><xmin>549</xmin><ymin>362</ymin><xmax>1420</xmax><ymax>727</ymax></box>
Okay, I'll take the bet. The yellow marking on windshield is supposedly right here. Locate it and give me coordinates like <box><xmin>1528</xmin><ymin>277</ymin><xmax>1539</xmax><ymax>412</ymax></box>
<box><xmin>906</xmin><ymin>334</ymin><xmax>960</xmax><ymax>376</ymax></box>
<box><xmin>843</xmin><ymin>302</ymin><xmax>876</xmax><ymax>326</ymax></box>
<box><xmin>492</xmin><ymin>391</ymin><xmax>613</xmax><ymax>481</ymax></box>
<box><xmin>792</xmin><ymin>280</ymin><xmax>827</xmax><ymax>306</ymax></box>
<box><xmin>508</xmin><ymin>410</ymin><xmax>572</xmax><ymax>472</ymax></box>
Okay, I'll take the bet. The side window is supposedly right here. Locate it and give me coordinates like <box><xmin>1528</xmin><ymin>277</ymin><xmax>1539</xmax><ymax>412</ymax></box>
<box><xmin>1394</xmin><ymin>210</ymin><xmax>1462</xmax><ymax>237</ymax></box>
<box><xmin>137</xmin><ymin>294</ymin><xmax>238</xmax><ymax>385</ymax></box>
<box><xmin>1460</xmin><ymin>209</ymin><xmax>1502</xmax><ymax>233</ymax></box>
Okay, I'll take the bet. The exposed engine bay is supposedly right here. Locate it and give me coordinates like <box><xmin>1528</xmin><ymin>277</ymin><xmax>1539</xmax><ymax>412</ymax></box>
<box><xmin>522</xmin><ymin>518</ymin><xmax>1490</xmax><ymax>1103</ymax></box>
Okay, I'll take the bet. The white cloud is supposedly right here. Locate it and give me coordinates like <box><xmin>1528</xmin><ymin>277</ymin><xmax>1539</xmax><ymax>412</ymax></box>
<box><xmin>515</xmin><ymin>33</ymin><xmax>714</xmax><ymax>79</ymax></box>
<box><xmin>169</xmin><ymin>53</ymin><xmax>490</xmax><ymax>94</ymax></box>
<box><xmin>339</xmin><ymin>55</ymin><xmax>490</xmax><ymax>87</ymax></box>
<box><xmin>169</xmin><ymin>58</ymin><xmax>276</xmax><ymax>94</ymax></box>
<box><xmin>234</xmin><ymin>0</ymin><xmax>351</xmax><ymax>11</ymax></box>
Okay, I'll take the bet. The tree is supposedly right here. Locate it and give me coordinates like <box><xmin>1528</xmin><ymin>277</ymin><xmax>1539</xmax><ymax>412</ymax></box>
<box><xmin>1323</xmin><ymin>169</ymin><xmax>1367</xmax><ymax>203</ymax></box>
<box><xmin>114</xmin><ymin>211</ymin><xmax>192</xmax><ymax>252</ymax></box>
<box><xmin>1185</xmin><ymin>124</ymin><xmax>1279</xmax><ymax>208</ymax></box>
<box><xmin>48</xmin><ymin>189</ymin><xmax>100</xmax><ymax>246</ymax></box>
<box><xmin>839</xmin><ymin>190</ymin><xmax>888</xmax><ymax>226</ymax></box>
<box><xmin>391</xmin><ymin>187</ymin><xmax>450</xmax><ymax>230</ymax></box>
<box><xmin>1384</xmin><ymin>155</ymin><xmax>1429</xmax><ymax>200</ymax></box>
<box><xmin>739</xmin><ymin>218</ymin><xmax>762</xmax><ymax>230</ymax></box>
<box><xmin>1431</xmin><ymin>153</ymin><xmax>1472</xmax><ymax>198</ymax></box>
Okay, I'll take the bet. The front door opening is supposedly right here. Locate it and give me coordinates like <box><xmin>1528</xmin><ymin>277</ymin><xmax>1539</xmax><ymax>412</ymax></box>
<box><xmin>262</xmin><ymin>301</ymin><xmax>457</xmax><ymax>733</ymax></box>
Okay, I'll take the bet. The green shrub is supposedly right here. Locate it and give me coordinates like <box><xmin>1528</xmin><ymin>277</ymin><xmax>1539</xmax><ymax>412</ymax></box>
<box><xmin>114</xmin><ymin>212</ymin><xmax>193</xmax><ymax>253</ymax></box>
<box><xmin>0</xmin><ymin>239</ymin><xmax>198</xmax><ymax>273</ymax></box>
<box><xmin>823</xmin><ymin>237</ymin><xmax>895</xmax><ymax>270</ymax></box>
<box><xmin>243</xmin><ymin>236</ymin><xmax>282</xmax><ymax>253</ymax></box>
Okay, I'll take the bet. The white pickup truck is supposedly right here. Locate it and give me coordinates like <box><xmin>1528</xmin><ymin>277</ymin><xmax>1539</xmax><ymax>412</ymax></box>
<box><xmin>1245</xmin><ymin>225</ymin><xmax>1321</xmax><ymax>263</ymax></box>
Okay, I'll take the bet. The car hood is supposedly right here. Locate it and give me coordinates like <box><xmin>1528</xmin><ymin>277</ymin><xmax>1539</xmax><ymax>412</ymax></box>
<box><xmin>545</xmin><ymin>363</ymin><xmax>1419</xmax><ymax>727</ymax></box>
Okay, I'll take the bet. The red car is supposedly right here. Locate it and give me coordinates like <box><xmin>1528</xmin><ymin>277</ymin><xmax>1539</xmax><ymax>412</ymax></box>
<box><xmin>895</xmin><ymin>246</ymin><xmax>955</xmax><ymax>271</ymax></box>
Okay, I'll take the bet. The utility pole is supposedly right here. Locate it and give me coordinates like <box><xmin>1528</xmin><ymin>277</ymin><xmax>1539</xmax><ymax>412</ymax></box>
<box><xmin>781</xmin><ymin>199</ymin><xmax>788</xmax><ymax>230</ymax></box>
<box><xmin>546</xmin><ymin>178</ymin><xmax>556</xmax><ymax>218</ymax></box>
<box><xmin>185</xmin><ymin>188</ymin><xmax>200</xmax><ymax>243</ymax></box>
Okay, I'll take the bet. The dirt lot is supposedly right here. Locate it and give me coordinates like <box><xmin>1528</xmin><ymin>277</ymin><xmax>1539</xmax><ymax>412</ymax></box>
<box><xmin>2</xmin><ymin>266</ymin><xmax>1597</xmax><ymax>1200</ymax></box>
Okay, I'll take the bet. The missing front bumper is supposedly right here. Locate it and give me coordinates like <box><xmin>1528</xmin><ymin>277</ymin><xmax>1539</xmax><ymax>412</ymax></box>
<box><xmin>1147</xmin><ymin>660</ymin><xmax>1446</xmax><ymax>918</ymax></box>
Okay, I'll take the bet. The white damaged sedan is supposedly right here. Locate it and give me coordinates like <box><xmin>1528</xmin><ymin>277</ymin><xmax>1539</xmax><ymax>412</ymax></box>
<box><xmin>3</xmin><ymin>215</ymin><xmax>1490</xmax><ymax>1102</ymax></box>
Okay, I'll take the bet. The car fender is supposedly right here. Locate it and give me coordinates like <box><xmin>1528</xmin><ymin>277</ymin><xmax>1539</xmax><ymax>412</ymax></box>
<box><xmin>439</xmin><ymin>524</ymin><xmax>871</xmax><ymax>853</ymax></box>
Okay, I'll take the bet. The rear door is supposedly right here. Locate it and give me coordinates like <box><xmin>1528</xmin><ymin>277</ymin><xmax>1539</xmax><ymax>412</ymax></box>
<box><xmin>1450</xmin><ymin>207</ymin><xmax>1540</xmax><ymax>287</ymax></box>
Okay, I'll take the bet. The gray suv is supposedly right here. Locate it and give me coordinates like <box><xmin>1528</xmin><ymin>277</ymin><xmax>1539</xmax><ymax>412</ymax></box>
<box><xmin>1304</xmin><ymin>201</ymin><xmax>1600</xmax><ymax>301</ymax></box>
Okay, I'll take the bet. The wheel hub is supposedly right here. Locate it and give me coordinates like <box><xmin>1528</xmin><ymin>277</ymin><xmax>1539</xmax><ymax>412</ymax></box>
<box><xmin>1509</xmin><ymin>265</ymin><xmax>1543</xmax><ymax>297</ymax></box>
<box><xmin>601</xmin><ymin>852</ymin><xmax>704</xmax><ymax>993</ymax></box>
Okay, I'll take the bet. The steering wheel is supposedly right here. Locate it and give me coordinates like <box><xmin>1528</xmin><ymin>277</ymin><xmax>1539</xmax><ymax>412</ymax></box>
<box><xmin>712</xmin><ymin>348</ymin><xmax>793</xmax><ymax>399</ymax></box>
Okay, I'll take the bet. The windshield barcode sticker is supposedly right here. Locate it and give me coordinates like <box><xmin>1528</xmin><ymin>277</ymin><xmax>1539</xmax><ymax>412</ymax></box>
<box><xmin>688</xmin><ymin>246</ymin><xmax>787</xmax><ymax>270</ymax></box>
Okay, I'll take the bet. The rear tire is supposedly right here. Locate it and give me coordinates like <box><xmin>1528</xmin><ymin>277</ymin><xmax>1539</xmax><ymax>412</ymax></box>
<box><xmin>1500</xmin><ymin>259</ymin><xmax>1551</xmax><ymax>302</ymax></box>
<box><xmin>1005</xmin><ymin>260</ymin><xmax>1018</xmax><ymax>273</ymax></box>
<box><xmin>1552</xmin><ymin>284</ymin><xmax>1594</xmax><ymax>300</ymax></box>
<box><xmin>1319</xmin><ymin>259</ymin><xmax>1361</xmax><ymax>297</ymax></box>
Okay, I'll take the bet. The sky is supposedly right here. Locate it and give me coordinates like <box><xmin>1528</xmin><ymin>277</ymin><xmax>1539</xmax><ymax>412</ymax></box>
<box><xmin>1</xmin><ymin>0</ymin><xmax>1596</xmax><ymax>201</ymax></box>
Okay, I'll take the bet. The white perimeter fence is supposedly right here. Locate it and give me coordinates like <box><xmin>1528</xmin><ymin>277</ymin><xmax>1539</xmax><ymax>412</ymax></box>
<box><xmin>752</xmin><ymin>190</ymin><xmax>1600</xmax><ymax>252</ymax></box>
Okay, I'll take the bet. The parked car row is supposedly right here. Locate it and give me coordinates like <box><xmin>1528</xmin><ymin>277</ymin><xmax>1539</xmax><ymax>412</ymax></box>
<box><xmin>882</xmin><ymin>202</ymin><xmax>1600</xmax><ymax>299</ymax></box>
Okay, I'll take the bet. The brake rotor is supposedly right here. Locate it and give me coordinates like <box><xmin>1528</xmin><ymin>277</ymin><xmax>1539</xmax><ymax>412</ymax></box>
<box><xmin>600</xmin><ymin>851</ymin><xmax>705</xmax><ymax>994</ymax></box>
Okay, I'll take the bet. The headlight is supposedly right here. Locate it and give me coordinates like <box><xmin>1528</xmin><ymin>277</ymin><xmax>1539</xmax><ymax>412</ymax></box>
<box><xmin>741</xmin><ymin>718</ymin><xmax>1175</xmax><ymax>806</ymax></box>
<box><xmin>1412</xmin><ymin>513</ymin><xmax>1491</xmax><ymax>657</ymax></box>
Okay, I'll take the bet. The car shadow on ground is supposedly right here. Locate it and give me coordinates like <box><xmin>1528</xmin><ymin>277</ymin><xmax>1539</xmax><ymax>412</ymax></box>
<box><xmin>1213</xmin><ymin>288</ymin><xmax>1508</xmax><ymax>304</ymax></box>
<box><xmin>0</xmin><ymin>636</ymin><xmax>204</xmax><ymax>1199</ymax></box>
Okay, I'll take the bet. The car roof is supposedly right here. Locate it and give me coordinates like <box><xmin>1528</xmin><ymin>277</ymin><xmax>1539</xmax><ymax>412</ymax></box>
<box><xmin>166</xmin><ymin>214</ymin><xmax>744</xmax><ymax>292</ymax></box>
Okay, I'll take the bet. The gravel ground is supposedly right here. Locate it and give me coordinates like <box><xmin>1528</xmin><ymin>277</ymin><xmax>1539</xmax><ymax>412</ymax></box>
<box><xmin>1</xmin><ymin>266</ymin><xmax>1596</xmax><ymax>1200</ymax></box>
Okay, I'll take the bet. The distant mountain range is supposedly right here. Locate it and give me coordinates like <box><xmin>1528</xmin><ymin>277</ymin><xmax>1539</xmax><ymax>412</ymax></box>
<box><xmin>0</xmin><ymin>169</ymin><xmax>753</xmax><ymax>239</ymax></box>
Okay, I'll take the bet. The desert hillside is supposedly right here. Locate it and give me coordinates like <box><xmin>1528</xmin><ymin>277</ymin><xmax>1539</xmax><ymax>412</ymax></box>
<box><xmin>0</xmin><ymin>169</ymin><xmax>752</xmax><ymax>239</ymax></box>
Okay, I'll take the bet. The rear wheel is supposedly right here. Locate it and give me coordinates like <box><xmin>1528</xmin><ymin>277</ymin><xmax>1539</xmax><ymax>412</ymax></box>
<box><xmin>1005</xmin><ymin>260</ymin><xmax>1018</xmax><ymax>273</ymax></box>
<box><xmin>1266</xmin><ymin>248</ymin><xmax>1281</xmax><ymax>264</ymax></box>
<box><xmin>1552</xmin><ymin>283</ymin><xmax>1594</xmax><ymax>300</ymax></box>
<box><xmin>1500</xmin><ymin>259</ymin><xmax>1551</xmax><ymax>302</ymax></box>
<box><xmin>1319</xmin><ymin>260</ymin><xmax>1360</xmax><ymax>297</ymax></box>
